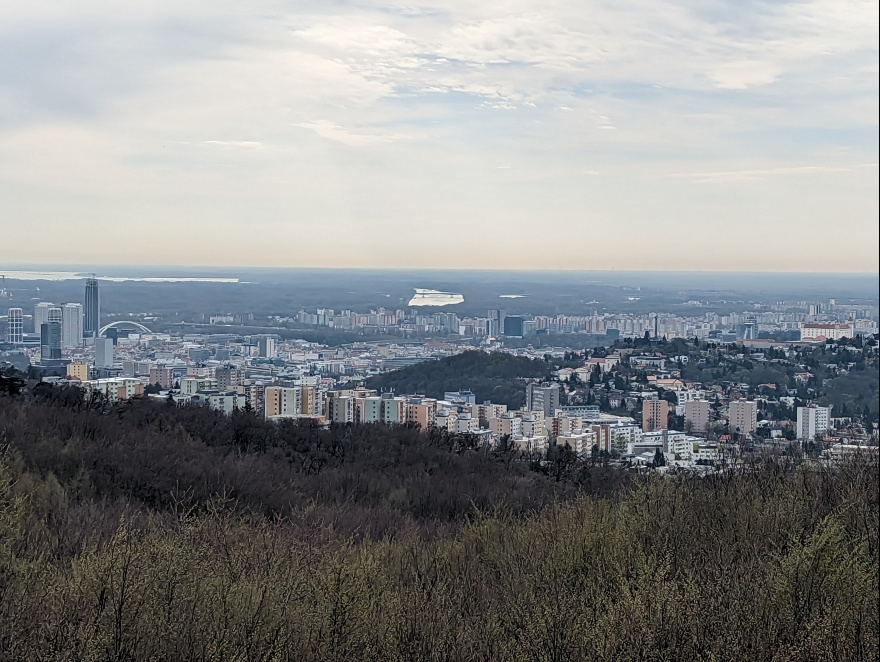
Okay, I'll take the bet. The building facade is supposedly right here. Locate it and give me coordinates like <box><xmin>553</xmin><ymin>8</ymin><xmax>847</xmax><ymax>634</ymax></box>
<box><xmin>84</xmin><ymin>278</ymin><xmax>100</xmax><ymax>338</ymax></box>
<box><xmin>684</xmin><ymin>400</ymin><xmax>710</xmax><ymax>435</ymax></box>
<box><xmin>729</xmin><ymin>400</ymin><xmax>758</xmax><ymax>436</ymax></box>
<box><xmin>797</xmin><ymin>405</ymin><xmax>830</xmax><ymax>440</ymax></box>
<box><xmin>61</xmin><ymin>303</ymin><xmax>84</xmax><ymax>349</ymax></box>
<box><xmin>642</xmin><ymin>399</ymin><xmax>669</xmax><ymax>432</ymax></box>
<box><xmin>6</xmin><ymin>308</ymin><xmax>23</xmax><ymax>343</ymax></box>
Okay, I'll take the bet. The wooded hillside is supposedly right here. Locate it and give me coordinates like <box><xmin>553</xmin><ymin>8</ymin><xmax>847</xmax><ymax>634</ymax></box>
<box><xmin>365</xmin><ymin>350</ymin><xmax>552</xmax><ymax>408</ymax></box>
<box><xmin>0</xmin><ymin>375</ymin><xmax>876</xmax><ymax>661</ymax></box>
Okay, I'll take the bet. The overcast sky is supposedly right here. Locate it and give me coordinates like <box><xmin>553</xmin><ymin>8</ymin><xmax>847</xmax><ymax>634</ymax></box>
<box><xmin>1</xmin><ymin>0</ymin><xmax>877</xmax><ymax>272</ymax></box>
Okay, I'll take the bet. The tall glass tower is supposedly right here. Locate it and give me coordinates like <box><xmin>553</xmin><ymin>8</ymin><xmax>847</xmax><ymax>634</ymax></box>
<box><xmin>84</xmin><ymin>277</ymin><xmax>100</xmax><ymax>338</ymax></box>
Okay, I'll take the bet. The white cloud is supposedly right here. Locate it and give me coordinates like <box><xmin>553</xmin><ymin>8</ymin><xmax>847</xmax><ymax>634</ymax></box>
<box><xmin>0</xmin><ymin>0</ymin><xmax>876</xmax><ymax>270</ymax></box>
<box><xmin>294</xmin><ymin>120</ymin><xmax>410</xmax><ymax>146</ymax></box>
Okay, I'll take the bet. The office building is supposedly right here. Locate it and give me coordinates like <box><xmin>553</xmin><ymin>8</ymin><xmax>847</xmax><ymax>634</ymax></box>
<box><xmin>61</xmin><ymin>303</ymin><xmax>84</xmax><ymax>349</ymax></box>
<box><xmin>797</xmin><ymin>405</ymin><xmax>830</xmax><ymax>441</ymax></box>
<box><xmin>40</xmin><ymin>322</ymin><xmax>62</xmax><ymax>361</ymax></box>
<box><xmin>6</xmin><ymin>308</ymin><xmax>23</xmax><ymax>343</ymax></box>
<box><xmin>729</xmin><ymin>400</ymin><xmax>758</xmax><ymax>436</ymax></box>
<box><xmin>526</xmin><ymin>383</ymin><xmax>560</xmax><ymax>417</ymax></box>
<box><xmin>642</xmin><ymin>399</ymin><xmax>669</xmax><ymax>432</ymax></box>
<box><xmin>84</xmin><ymin>278</ymin><xmax>100</xmax><ymax>338</ymax></box>
<box><xmin>257</xmin><ymin>336</ymin><xmax>276</xmax><ymax>358</ymax></box>
<box><xmin>503</xmin><ymin>315</ymin><xmax>524</xmax><ymax>337</ymax></box>
<box><xmin>684</xmin><ymin>400</ymin><xmax>710</xmax><ymax>435</ymax></box>
<box><xmin>95</xmin><ymin>337</ymin><xmax>114</xmax><ymax>368</ymax></box>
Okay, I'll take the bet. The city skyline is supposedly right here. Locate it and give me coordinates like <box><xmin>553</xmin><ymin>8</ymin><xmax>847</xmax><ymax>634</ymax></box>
<box><xmin>1</xmin><ymin>1</ymin><xmax>877</xmax><ymax>272</ymax></box>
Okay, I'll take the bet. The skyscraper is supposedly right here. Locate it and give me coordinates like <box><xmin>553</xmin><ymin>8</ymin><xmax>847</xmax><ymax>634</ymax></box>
<box><xmin>94</xmin><ymin>337</ymin><xmax>114</xmax><ymax>368</ymax></box>
<box><xmin>6</xmin><ymin>308</ymin><xmax>23</xmax><ymax>343</ymax></box>
<box><xmin>526</xmin><ymin>383</ymin><xmax>560</xmax><ymax>417</ymax></box>
<box><xmin>61</xmin><ymin>303</ymin><xmax>84</xmax><ymax>349</ymax></box>
<box><xmin>503</xmin><ymin>315</ymin><xmax>524</xmax><ymax>337</ymax></box>
<box><xmin>40</xmin><ymin>322</ymin><xmax>62</xmax><ymax>361</ymax></box>
<box><xmin>84</xmin><ymin>277</ymin><xmax>100</xmax><ymax>338</ymax></box>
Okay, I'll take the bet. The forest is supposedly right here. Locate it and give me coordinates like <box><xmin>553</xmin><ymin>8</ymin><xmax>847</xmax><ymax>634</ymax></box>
<box><xmin>365</xmin><ymin>350</ymin><xmax>554</xmax><ymax>409</ymax></box>
<box><xmin>0</xmin><ymin>371</ymin><xmax>877</xmax><ymax>661</ymax></box>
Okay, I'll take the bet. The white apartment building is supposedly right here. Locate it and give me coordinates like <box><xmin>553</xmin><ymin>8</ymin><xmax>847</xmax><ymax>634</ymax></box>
<box><xmin>191</xmin><ymin>390</ymin><xmax>239</xmax><ymax>415</ymax></box>
<box><xmin>797</xmin><ymin>405</ymin><xmax>831</xmax><ymax>440</ymax></box>
<box><xmin>180</xmin><ymin>377</ymin><xmax>216</xmax><ymax>396</ymax></box>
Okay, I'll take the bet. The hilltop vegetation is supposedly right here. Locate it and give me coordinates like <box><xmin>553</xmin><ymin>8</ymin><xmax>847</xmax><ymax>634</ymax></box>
<box><xmin>365</xmin><ymin>350</ymin><xmax>553</xmax><ymax>408</ymax></box>
<box><xmin>0</xmin><ymin>375</ymin><xmax>877</xmax><ymax>660</ymax></box>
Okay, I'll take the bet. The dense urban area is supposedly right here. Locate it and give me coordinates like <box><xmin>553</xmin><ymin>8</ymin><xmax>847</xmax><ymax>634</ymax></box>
<box><xmin>0</xmin><ymin>273</ymin><xmax>878</xmax><ymax>659</ymax></box>
<box><xmin>2</xmin><ymin>276</ymin><xmax>877</xmax><ymax>468</ymax></box>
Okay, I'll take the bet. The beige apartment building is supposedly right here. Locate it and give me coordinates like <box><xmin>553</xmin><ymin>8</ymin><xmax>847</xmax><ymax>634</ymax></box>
<box><xmin>684</xmin><ymin>400</ymin><xmax>710</xmax><ymax>435</ymax></box>
<box><xmin>729</xmin><ymin>399</ymin><xmax>758</xmax><ymax>436</ymax></box>
<box><xmin>265</xmin><ymin>386</ymin><xmax>301</xmax><ymax>418</ymax></box>
<box><xmin>66</xmin><ymin>361</ymin><xmax>89</xmax><ymax>381</ymax></box>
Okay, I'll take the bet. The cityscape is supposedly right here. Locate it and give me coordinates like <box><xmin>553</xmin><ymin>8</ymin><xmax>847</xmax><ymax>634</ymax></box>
<box><xmin>1</xmin><ymin>0</ymin><xmax>877</xmax><ymax>657</ymax></box>
<box><xmin>2</xmin><ymin>274</ymin><xmax>876</xmax><ymax>471</ymax></box>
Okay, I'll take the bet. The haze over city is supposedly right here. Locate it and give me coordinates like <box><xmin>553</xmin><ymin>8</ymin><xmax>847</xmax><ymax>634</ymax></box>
<box><xmin>1</xmin><ymin>0</ymin><xmax>878</xmax><ymax>271</ymax></box>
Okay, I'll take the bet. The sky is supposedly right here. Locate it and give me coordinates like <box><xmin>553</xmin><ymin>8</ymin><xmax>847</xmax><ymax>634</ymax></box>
<box><xmin>0</xmin><ymin>0</ymin><xmax>877</xmax><ymax>272</ymax></box>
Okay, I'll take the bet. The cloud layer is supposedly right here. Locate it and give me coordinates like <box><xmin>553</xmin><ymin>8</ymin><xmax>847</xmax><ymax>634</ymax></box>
<box><xmin>0</xmin><ymin>0</ymin><xmax>877</xmax><ymax>271</ymax></box>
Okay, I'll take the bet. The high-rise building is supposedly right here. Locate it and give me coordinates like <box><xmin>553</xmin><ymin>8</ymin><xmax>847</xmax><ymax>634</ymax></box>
<box><xmin>526</xmin><ymin>383</ymin><xmax>560</xmax><ymax>417</ymax></box>
<box><xmin>40</xmin><ymin>322</ymin><xmax>62</xmax><ymax>361</ymax></box>
<box><xmin>257</xmin><ymin>337</ymin><xmax>276</xmax><ymax>358</ymax></box>
<box><xmin>729</xmin><ymin>400</ymin><xmax>758</xmax><ymax>437</ymax></box>
<box><xmin>84</xmin><ymin>278</ymin><xmax>100</xmax><ymax>338</ymax></box>
<box><xmin>797</xmin><ymin>405</ymin><xmax>830</xmax><ymax>441</ymax></box>
<box><xmin>503</xmin><ymin>315</ymin><xmax>524</xmax><ymax>337</ymax></box>
<box><xmin>6</xmin><ymin>308</ymin><xmax>23</xmax><ymax>343</ymax></box>
<box><xmin>34</xmin><ymin>302</ymin><xmax>55</xmax><ymax>332</ymax></box>
<box><xmin>215</xmin><ymin>366</ymin><xmax>244</xmax><ymax>390</ymax></box>
<box><xmin>487</xmin><ymin>309</ymin><xmax>504</xmax><ymax>337</ymax></box>
<box><xmin>148</xmin><ymin>363</ymin><xmax>172</xmax><ymax>388</ymax></box>
<box><xmin>95</xmin><ymin>337</ymin><xmax>114</xmax><ymax>368</ymax></box>
<box><xmin>61</xmin><ymin>303</ymin><xmax>84</xmax><ymax>349</ymax></box>
<box><xmin>264</xmin><ymin>386</ymin><xmax>301</xmax><ymax>418</ymax></box>
<box><xmin>684</xmin><ymin>400</ymin><xmax>710</xmax><ymax>435</ymax></box>
<box><xmin>642</xmin><ymin>399</ymin><xmax>669</xmax><ymax>432</ymax></box>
